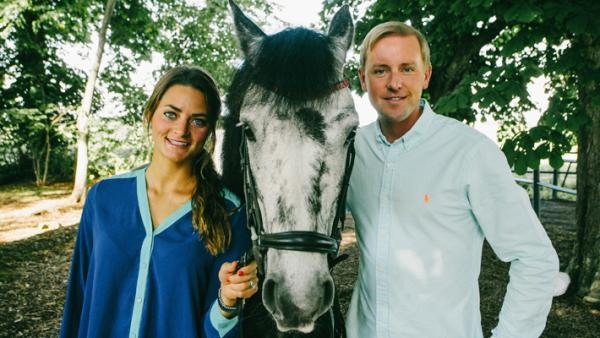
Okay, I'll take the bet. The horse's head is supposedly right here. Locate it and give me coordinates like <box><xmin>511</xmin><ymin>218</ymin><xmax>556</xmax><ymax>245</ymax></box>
<box><xmin>222</xmin><ymin>0</ymin><xmax>357</xmax><ymax>333</ymax></box>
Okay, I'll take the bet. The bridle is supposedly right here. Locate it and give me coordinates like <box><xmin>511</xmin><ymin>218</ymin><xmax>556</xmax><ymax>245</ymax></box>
<box><xmin>238</xmin><ymin>79</ymin><xmax>356</xmax><ymax>275</ymax></box>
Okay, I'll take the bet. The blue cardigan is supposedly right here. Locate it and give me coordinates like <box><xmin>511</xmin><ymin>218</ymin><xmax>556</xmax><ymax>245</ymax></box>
<box><xmin>60</xmin><ymin>168</ymin><xmax>250</xmax><ymax>338</ymax></box>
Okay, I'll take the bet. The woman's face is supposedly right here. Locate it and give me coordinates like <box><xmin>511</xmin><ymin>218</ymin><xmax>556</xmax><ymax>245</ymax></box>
<box><xmin>150</xmin><ymin>84</ymin><xmax>211</xmax><ymax>166</ymax></box>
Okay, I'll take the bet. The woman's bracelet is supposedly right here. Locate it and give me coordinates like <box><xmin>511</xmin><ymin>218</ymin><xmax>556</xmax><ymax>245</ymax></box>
<box><xmin>217</xmin><ymin>288</ymin><xmax>238</xmax><ymax>318</ymax></box>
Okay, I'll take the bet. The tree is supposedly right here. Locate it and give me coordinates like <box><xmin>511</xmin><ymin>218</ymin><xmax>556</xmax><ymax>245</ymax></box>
<box><xmin>70</xmin><ymin>0</ymin><xmax>117</xmax><ymax>203</ymax></box>
<box><xmin>69</xmin><ymin>0</ymin><xmax>275</xmax><ymax>201</ymax></box>
<box><xmin>0</xmin><ymin>0</ymin><xmax>91</xmax><ymax>185</ymax></box>
<box><xmin>1</xmin><ymin>0</ymin><xmax>275</xmax><ymax>190</ymax></box>
<box><xmin>322</xmin><ymin>0</ymin><xmax>600</xmax><ymax>306</ymax></box>
<box><xmin>567</xmin><ymin>33</ymin><xmax>600</xmax><ymax>305</ymax></box>
<box><xmin>152</xmin><ymin>0</ymin><xmax>275</xmax><ymax>89</ymax></box>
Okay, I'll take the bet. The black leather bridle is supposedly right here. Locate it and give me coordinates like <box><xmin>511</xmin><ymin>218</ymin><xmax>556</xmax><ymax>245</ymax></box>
<box><xmin>238</xmin><ymin>80</ymin><xmax>356</xmax><ymax>275</ymax></box>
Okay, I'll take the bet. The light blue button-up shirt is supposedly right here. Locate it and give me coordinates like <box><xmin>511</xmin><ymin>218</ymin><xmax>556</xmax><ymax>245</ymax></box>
<box><xmin>345</xmin><ymin>100</ymin><xmax>558</xmax><ymax>338</ymax></box>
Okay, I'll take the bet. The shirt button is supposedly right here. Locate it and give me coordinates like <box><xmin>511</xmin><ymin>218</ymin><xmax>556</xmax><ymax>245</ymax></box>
<box><xmin>136</xmin><ymin>298</ymin><xmax>142</xmax><ymax>303</ymax></box>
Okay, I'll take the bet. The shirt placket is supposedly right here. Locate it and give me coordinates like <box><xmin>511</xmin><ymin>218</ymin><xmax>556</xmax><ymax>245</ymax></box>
<box><xmin>129</xmin><ymin>170</ymin><xmax>155</xmax><ymax>338</ymax></box>
<box><xmin>129</xmin><ymin>234</ymin><xmax>153</xmax><ymax>338</ymax></box>
<box><xmin>376</xmin><ymin>141</ymin><xmax>396</xmax><ymax>338</ymax></box>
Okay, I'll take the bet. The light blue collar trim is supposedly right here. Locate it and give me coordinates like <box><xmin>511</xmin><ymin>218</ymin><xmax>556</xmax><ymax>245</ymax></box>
<box><xmin>129</xmin><ymin>169</ymin><xmax>153</xmax><ymax>338</ymax></box>
<box><xmin>128</xmin><ymin>168</ymin><xmax>192</xmax><ymax>338</ymax></box>
<box><xmin>154</xmin><ymin>201</ymin><xmax>192</xmax><ymax>235</ymax></box>
<box><xmin>221</xmin><ymin>187</ymin><xmax>241</xmax><ymax>208</ymax></box>
<box><xmin>136</xmin><ymin>167</ymin><xmax>192</xmax><ymax>235</ymax></box>
<box><xmin>136</xmin><ymin>168</ymin><xmax>154</xmax><ymax>235</ymax></box>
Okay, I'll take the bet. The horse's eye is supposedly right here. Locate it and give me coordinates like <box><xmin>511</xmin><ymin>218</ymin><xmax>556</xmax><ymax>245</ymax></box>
<box><xmin>244</xmin><ymin>125</ymin><xmax>256</xmax><ymax>142</ymax></box>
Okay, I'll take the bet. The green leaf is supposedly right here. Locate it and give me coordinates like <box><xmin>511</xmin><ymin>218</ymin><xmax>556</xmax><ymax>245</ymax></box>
<box><xmin>501</xmin><ymin>138</ymin><xmax>516</xmax><ymax>163</ymax></box>
<box><xmin>457</xmin><ymin>91</ymin><xmax>471</xmax><ymax>109</ymax></box>
<box><xmin>528</xmin><ymin>126</ymin><xmax>544</xmax><ymax>140</ymax></box>
<box><xmin>566</xmin><ymin>17</ymin><xmax>587</xmax><ymax>34</ymax></box>
<box><xmin>549</xmin><ymin>151</ymin><xmax>565</xmax><ymax>169</ymax></box>
<box><xmin>514</xmin><ymin>153</ymin><xmax>528</xmax><ymax>175</ymax></box>
<box><xmin>504</xmin><ymin>2</ymin><xmax>542</xmax><ymax>23</ymax></box>
<box><xmin>591</xmin><ymin>94</ymin><xmax>600</xmax><ymax>107</ymax></box>
<box><xmin>520</xmin><ymin>134</ymin><xmax>534</xmax><ymax>149</ymax></box>
<box><xmin>534</xmin><ymin>143</ymin><xmax>550</xmax><ymax>158</ymax></box>
<box><xmin>526</xmin><ymin>150</ymin><xmax>540</xmax><ymax>169</ymax></box>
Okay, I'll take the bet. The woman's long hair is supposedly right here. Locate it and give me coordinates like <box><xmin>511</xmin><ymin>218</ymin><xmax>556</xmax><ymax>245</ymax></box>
<box><xmin>143</xmin><ymin>65</ymin><xmax>231</xmax><ymax>255</ymax></box>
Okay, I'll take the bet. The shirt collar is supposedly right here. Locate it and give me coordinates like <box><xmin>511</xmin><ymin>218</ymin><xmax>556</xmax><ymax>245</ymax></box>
<box><xmin>375</xmin><ymin>99</ymin><xmax>435</xmax><ymax>150</ymax></box>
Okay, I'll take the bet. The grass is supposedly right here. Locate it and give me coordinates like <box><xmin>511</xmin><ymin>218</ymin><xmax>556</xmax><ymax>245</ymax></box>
<box><xmin>0</xmin><ymin>183</ymin><xmax>599</xmax><ymax>337</ymax></box>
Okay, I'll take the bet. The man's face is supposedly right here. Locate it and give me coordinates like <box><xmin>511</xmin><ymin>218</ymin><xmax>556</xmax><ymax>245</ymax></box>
<box><xmin>359</xmin><ymin>34</ymin><xmax>431</xmax><ymax>128</ymax></box>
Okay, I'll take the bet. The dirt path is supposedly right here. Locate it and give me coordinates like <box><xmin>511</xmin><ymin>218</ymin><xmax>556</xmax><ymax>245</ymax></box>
<box><xmin>0</xmin><ymin>184</ymin><xmax>81</xmax><ymax>243</ymax></box>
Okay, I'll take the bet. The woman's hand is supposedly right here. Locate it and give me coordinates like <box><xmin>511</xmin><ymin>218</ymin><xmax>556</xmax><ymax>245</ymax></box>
<box><xmin>217</xmin><ymin>259</ymin><xmax>259</xmax><ymax>317</ymax></box>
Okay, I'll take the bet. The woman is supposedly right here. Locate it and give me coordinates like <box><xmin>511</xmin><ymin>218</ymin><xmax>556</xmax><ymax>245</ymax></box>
<box><xmin>60</xmin><ymin>66</ymin><xmax>258</xmax><ymax>338</ymax></box>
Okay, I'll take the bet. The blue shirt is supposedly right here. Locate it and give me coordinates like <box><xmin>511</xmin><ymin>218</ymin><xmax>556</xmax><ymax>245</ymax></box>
<box><xmin>345</xmin><ymin>100</ymin><xmax>558</xmax><ymax>338</ymax></box>
<box><xmin>60</xmin><ymin>168</ymin><xmax>250</xmax><ymax>338</ymax></box>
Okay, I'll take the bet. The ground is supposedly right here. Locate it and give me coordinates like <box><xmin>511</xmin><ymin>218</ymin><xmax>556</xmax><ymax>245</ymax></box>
<box><xmin>0</xmin><ymin>182</ymin><xmax>80</xmax><ymax>243</ymax></box>
<box><xmin>0</xmin><ymin>182</ymin><xmax>599</xmax><ymax>337</ymax></box>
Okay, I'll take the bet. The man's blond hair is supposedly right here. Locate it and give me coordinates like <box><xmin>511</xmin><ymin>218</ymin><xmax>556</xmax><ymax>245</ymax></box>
<box><xmin>359</xmin><ymin>21</ymin><xmax>431</xmax><ymax>70</ymax></box>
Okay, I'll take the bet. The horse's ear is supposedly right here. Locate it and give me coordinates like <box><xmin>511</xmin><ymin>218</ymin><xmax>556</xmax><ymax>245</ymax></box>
<box><xmin>327</xmin><ymin>5</ymin><xmax>354</xmax><ymax>56</ymax></box>
<box><xmin>229</xmin><ymin>0</ymin><xmax>266</xmax><ymax>59</ymax></box>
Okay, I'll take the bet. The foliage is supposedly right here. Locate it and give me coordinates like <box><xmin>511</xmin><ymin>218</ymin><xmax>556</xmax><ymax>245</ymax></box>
<box><xmin>151</xmin><ymin>0</ymin><xmax>275</xmax><ymax>91</ymax></box>
<box><xmin>87</xmin><ymin>117</ymin><xmax>149</xmax><ymax>181</ymax></box>
<box><xmin>0</xmin><ymin>107</ymin><xmax>75</xmax><ymax>185</ymax></box>
<box><xmin>0</xmin><ymin>0</ymin><xmax>274</xmax><ymax>184</ymax></box>
<box><xmin>321</xmin><ymin>0</ymin><xmax>600</xmax><ymax>174</ymax></box>
<box><xmin>0</xmin><ymin>0</ymin><xmax>97</xmax><ymax>184</ymax></box>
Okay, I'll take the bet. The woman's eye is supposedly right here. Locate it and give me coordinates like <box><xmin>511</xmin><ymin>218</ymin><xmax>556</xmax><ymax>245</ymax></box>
<box><xmin>163</xmin><ymin>111</ymin><xmax>176</xmax><ymax>119</ymax></box>
<box><xmin>191</xmin><ymin>118</ymin><xmax>208</xmax><ymax>128</ymax></box>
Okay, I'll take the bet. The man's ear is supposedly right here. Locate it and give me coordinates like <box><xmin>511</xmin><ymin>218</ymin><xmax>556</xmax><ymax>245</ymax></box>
<box><xmin>423</xmin><ymin>65</ymin><xmax>432</xmax><ymax>90</ymax></box>
<box><xmin>358</xmin><ymin>68</ymin><xmax>367</xmax><ymax>92</ymax></box>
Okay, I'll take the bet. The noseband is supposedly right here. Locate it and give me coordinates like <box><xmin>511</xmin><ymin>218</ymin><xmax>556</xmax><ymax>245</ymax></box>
<box><xmin>238</xmin><ymin>79</ymin><xmax>355</xmax><ymax>275</ymax></box>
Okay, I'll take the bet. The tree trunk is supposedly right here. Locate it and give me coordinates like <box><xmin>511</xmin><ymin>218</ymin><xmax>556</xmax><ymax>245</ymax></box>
<box><xmin>32</xmin><ymin>151</ymin><xmax>41</xmax><ymax>186</ymax></box>
<box><xmin>42</xmin><ymin>126</ymin><xmax>51</xmax><ymax>185</ymax></box>
<box><xmin>567</xmin><ymin>34</ymin><xmax>600</xmax><ymax>306</ymax></box>
<box><xmin>70</xmin><ymin>0</ymin><xmax>117</xmax><ymax>203</ymax></box>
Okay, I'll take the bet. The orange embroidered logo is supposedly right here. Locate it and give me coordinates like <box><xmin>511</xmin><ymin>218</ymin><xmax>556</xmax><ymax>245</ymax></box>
<box><xmin>424</xmin><ymin>194</ymin><xmax>430</xmax><ymax>204</ymax></box>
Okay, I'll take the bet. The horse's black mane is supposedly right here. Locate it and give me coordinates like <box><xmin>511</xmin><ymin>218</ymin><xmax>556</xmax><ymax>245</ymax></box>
<box><xmin>221</xmin><ymin>27</ymin><xmax>340</xmax><ymax>200</ymax></box>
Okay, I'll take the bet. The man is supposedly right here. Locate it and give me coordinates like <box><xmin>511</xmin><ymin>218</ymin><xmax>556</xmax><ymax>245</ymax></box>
<box><xmin>345</xmin><ymin>21</ymin><xmax>559</xmax><ymax>338</ymax></box>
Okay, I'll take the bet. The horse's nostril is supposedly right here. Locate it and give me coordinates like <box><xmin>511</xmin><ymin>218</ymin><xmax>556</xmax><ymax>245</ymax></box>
<box><xmin>261</xmin><ymin>277</ymin><xmax>277</xmax><ymax>313</ymax></box>
<box><xmin>323</xmin><ymin>278</ymin><xmax>335</xmax><ymax>309</ymax></box>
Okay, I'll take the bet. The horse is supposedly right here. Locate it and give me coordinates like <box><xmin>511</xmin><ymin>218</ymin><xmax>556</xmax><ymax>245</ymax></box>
<box><xmin>221</xmin><ymin>1</ymin><xmax>358</xmax><ymax>336</ymax></box>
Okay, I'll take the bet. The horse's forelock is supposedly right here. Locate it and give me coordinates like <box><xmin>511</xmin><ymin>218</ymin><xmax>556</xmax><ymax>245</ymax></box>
<box><xmin>249</xmin><ymin>27</ymin><xmax>339</xmax><ymax>102</ymax></box>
